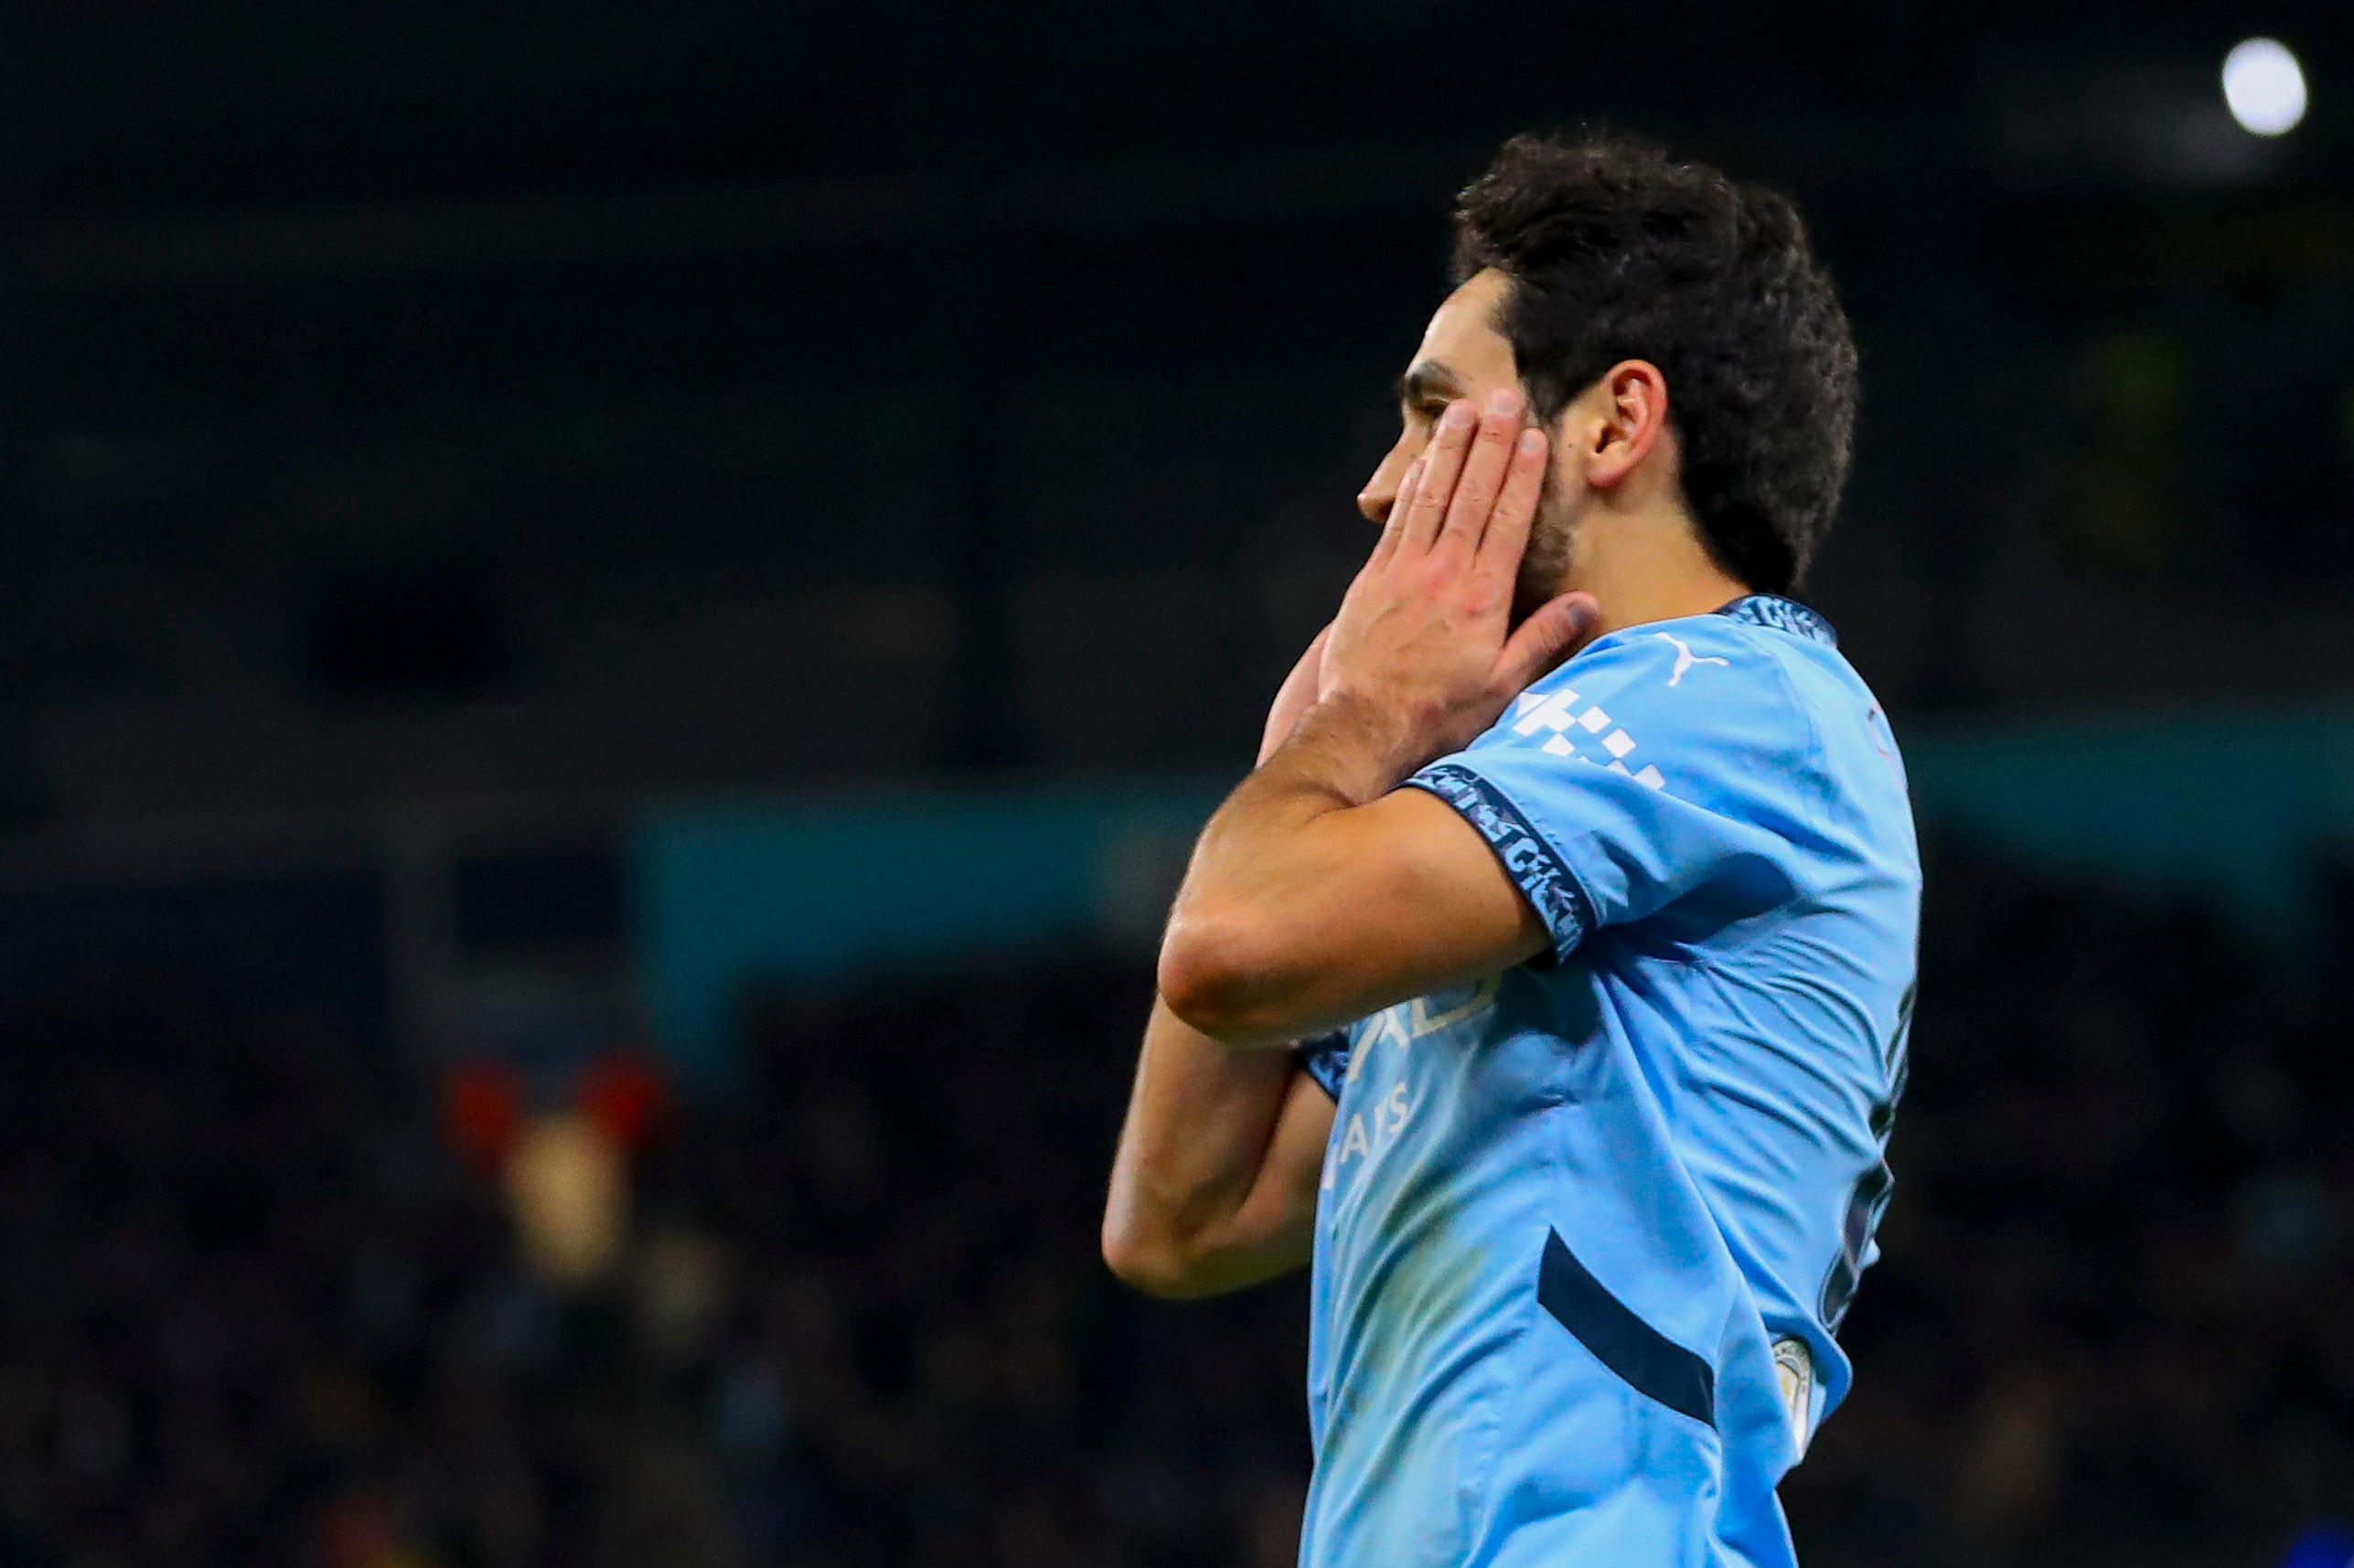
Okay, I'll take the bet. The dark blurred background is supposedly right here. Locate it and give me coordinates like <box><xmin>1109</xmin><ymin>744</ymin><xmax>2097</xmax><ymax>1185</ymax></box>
<box><xmin>1</xmin><ymin>4</ymin><xmax>2353</xmax><ymax>1565</ymax></box>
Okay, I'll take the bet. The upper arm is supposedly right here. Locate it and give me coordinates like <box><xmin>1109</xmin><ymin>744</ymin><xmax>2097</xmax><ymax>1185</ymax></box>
<box><xmin>1162</xmin><ymin>626</ymin><xmax>1811</xmax><ymax>1046</ymax></box>
<box><xmin>1160</xmin><ymin>785</ymin><xmax>1549</xmax><ymax>1046</ymax></box>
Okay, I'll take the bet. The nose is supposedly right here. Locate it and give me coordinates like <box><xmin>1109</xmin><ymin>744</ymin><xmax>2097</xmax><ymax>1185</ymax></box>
<box><xmin>1357</xmin><ymin>439</ymin><xmax>1417</xmax><ymax>525</ymax></box>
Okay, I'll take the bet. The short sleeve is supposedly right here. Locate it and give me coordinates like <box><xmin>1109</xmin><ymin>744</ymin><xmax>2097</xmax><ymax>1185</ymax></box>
<box><xmin>1405</xmin><ymin>622</ymin><xmax>1823</xmax><ymax>963</ymax></box>
<box><xmin>1295</xmin><ymin>1031</ymin><xmax>1352</xmax><ymax>1101</ymax></box>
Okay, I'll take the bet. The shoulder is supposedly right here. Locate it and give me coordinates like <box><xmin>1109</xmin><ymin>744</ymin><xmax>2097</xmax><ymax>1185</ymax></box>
<box><xmin>1477</xmin><ymin>612</ymin><xmax>1824</xmax><ymax>807</ymax></box>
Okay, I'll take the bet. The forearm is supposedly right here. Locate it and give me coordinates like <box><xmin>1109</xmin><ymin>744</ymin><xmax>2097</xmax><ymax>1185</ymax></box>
<box><xmin>1102</xmin><ymin>998</ymin><xmax>1323</xmax><ymax>1296</ymax></box>
<box><xmin>1231</xmin><ymin>688</ymin><xmax>1422</xmax><ymax>818</ymax></box>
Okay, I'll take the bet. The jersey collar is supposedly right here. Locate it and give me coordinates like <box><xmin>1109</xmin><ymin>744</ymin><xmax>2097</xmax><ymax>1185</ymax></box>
<box><xmin>1715</xmin><ymin>594</ymin><xmax>1838</xmax><ymax>647</ymax></box>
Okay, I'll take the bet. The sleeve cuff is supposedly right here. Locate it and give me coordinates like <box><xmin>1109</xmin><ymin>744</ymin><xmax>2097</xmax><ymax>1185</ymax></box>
<box><xmin>1407</xmin><ymin>761</ymin><xmax>1596</xmax><ymax>963</ymax></box>
<box><xmin>1295</xmin><ymin>1031</ymin><xmax>1351</xmax><ymax>1101</ymax></box>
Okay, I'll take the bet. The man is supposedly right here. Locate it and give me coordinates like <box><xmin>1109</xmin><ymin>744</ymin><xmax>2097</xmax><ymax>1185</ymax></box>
<box><xmin>1103</xmin><ymin>132</ymin><xmax>1919</xmax><ymax>1567</ymax></box>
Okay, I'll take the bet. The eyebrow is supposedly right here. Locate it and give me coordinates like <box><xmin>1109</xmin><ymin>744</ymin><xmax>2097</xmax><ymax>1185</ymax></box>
<box><xmin>1396</xmin><ymin>361</ymin><xmax>1463</xmax><ymax>408</ymax></box>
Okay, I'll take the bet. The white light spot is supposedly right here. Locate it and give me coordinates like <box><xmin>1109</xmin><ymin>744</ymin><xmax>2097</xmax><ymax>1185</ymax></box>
<box><xmin>2223</xmin><ymin>37</ymin><xmax>2306</xmax><ymax>137</ymax></box>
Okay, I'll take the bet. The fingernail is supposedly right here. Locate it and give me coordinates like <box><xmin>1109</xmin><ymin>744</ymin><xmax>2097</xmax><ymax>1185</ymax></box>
<box><xmin>1442</xmin><ymin>401</ymin><xmax>1475</xmax><ymax>432</ymax></box>
<box><xmin>1485</xmin><ymin>387</ymin><xmax>1522</xmax><ymax>418</ymax></box>
<box><xmin>1516</xmin><ymin>430</ymin><xmax>1546</xmax><ymax>458</ymax></box>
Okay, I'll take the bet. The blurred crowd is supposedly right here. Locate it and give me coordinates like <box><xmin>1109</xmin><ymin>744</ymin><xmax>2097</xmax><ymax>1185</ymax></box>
<box><xmin>0</xmin><ymin>842</ymin><xmax>2346</xmax><ymax>1567</ymax></box>
<box><xmin>1789</xmin><ymin>848</ymin><xmax>2354</xmax><ymax>1568</ymax></box>
<box><xmin>0</xmin><ymin>965</ymin><xmax>1307</xmax><ymax>1568</ymax></box>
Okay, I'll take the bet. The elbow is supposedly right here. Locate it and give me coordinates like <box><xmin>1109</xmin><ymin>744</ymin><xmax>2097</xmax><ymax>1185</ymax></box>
<box><xmin>1098</xmin><ymin>1229</ymin><xmax>1192</xmax><ymax>1299</ymax></box>
<box><xmin>1099</xmin><ymin>1211</ymin><xmax>1225</xmax><ymax>1301</ymax></box>
<box><xmin>1156</xmin><ymin>910</ymin><xmax>1295</xmax><ymax>1046</ymax></box>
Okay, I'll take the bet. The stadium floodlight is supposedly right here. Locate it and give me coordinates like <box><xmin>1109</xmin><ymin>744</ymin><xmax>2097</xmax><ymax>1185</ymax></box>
<box><xmin>2222</xmin><ymin>37</ymin><xmax>2306</xmax><ymax>136</ymax></box>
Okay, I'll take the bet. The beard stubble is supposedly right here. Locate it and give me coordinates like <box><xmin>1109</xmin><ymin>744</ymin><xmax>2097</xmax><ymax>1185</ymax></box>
<box><xmin>1511</xmin><ymin>465</ymin><xmax>1577</xmax><ymax>624</ymax></box>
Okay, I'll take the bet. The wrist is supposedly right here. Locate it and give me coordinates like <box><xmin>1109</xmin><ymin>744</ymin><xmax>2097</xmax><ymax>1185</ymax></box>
<box><xmin>1282</xmin><ymin>688</ymin><xmax>1425</xmax><ymax>804</ymax></box>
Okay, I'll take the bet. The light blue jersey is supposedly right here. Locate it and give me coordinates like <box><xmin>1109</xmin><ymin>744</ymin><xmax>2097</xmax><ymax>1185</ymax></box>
<box><xmin>1297</xmin><ymin>595</ymin><xmax>1920</xmax><ymax>1568</ymax></box>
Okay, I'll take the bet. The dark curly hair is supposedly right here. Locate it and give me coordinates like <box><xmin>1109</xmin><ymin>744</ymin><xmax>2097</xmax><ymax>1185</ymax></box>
<box><xmin>1451</xmin><ymin>133</ymin><xmax>1857</xmax><ymax>594</ymax></box>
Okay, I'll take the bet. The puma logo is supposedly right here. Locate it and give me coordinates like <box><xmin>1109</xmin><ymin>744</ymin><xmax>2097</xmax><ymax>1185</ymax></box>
<box><xmin>1653</xmin><ymin>632</ymin><xmax>1729</xmax><ymax>688</ymax></box>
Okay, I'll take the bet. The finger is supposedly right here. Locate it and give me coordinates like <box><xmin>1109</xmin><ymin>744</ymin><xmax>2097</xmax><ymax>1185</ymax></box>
<box><xmin>1371</xmin><ymin>456</ymin><xmax>1423</xmax><ymax>566</ymax></box>
<box><xmin>1401</xmin><ymin>400</ymin><xmax>1475</xmax><ymax>550</ymax></box>
<box><xmin>1439</xmin><ymin>389</ymin><xmax>1525</xmax><ymax>555</ymax></box>
<box><xmin>1493</xmin><ymin>592</ymin><xmax>1602</xmax><ymax>695</ymax></box>
<box><xmin>1475</xmin><ymin>426</ymin><xmax>1550</xmax><ymax>580</ymax></box>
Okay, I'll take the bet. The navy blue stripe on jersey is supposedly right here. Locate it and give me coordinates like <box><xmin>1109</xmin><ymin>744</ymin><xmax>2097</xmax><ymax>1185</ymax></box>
<box><xmin>1408</xmin><ymin>763</ymin><xmax>1596</xmax><ymax>960</ymax></box>
<box><xmin>1537</xmin><ymin>1227</ymin><xmax>1717</xmax><ymax>1428</ymax></box>
<box><xmin>1296</xmin><ymin>1032</ymin><xmax>1351</xmax><ymax>1102</ymax></box>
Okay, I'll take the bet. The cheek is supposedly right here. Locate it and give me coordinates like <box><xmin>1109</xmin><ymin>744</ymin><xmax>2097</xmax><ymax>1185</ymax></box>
<box><xmin>1514</xmin><ymin>478</ymin><xmax>1578</xmax><ymax>607</ymax></box>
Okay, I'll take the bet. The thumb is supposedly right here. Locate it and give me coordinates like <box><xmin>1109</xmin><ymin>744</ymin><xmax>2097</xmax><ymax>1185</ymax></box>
<box><xmin>1494</xmin><ymin>592</ymin><xmax>1603</xmax><ymax>693</ymax></box>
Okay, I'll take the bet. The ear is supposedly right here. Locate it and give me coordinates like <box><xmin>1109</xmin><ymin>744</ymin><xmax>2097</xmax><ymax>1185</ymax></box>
<box><xmin>1576</xmin><ymin>360</ymin><xmax>1671</xmax><ymax>491</ymax></box>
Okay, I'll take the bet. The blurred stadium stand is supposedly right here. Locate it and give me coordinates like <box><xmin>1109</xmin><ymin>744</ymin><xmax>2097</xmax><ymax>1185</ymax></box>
<box><xmin>0</xmin><ymin>841</ymin><xmax>2347</xmax><ymax>1566</ymax></box>
<box><xmin>3</xmin><ymin>3</ymin><xmax>2353</xmax><ymax>837</ymax></box>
